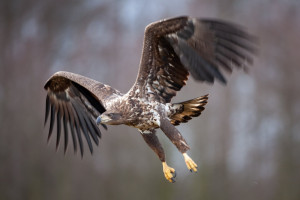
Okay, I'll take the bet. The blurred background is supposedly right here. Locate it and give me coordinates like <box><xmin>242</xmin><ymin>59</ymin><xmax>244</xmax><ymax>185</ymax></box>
<box><xmin>1</xmin><ymin>0</ymin><xmax>300</xmax><ymax>199</ymax></box>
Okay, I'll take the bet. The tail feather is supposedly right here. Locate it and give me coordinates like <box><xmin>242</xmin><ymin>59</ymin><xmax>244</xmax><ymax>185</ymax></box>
<box><xmin>170</xmin><ymin>94</ymin><xmax>208</xmax><ymax>126</ymax></box>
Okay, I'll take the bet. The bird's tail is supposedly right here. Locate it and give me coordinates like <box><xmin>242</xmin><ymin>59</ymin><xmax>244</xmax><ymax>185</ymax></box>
<box><xmin>170</xmin><ymin>94</ymin><xmax>208</xmax><ymax>126</ymax></box>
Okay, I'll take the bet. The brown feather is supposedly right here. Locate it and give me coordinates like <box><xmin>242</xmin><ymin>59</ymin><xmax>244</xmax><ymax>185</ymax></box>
<box><xmin>44</xmin><ymin>72</ymin><xmax>112</xmax><ymax>155</ymax></box>
<box><xmin>170</xmin><ymin>94</ymin><xmax>208</xmax><ymax>126</ymax></box>
<box><xmin>131</xmin><ymin>16</ymin><xmax>255</xmax><ymax>103</ymax></box>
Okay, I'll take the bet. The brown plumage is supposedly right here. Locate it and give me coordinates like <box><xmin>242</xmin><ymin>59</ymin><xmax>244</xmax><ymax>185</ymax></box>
<box><xmin>43</xmin><ymin>16</ymin><xmax>256</xmax><ymax>182</ymax></box>
<box><xmin>170</xmin><ymin>94</ymin><xmax>208</xmax><ymax>125</ymax></box>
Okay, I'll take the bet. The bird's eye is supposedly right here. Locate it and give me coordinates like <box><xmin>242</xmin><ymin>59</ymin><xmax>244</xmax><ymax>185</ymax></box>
<box><xmin>109</xmin><ymin>113</ymin><xmax>121</xmax><ymax>119</ymax></box>
<box><xmin>107</xmin><ymin>113</ymin><xmax>116</xmax><ymax>118</ymax></box>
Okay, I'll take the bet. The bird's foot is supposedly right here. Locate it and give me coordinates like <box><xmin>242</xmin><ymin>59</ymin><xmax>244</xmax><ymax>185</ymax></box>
<box><xmin>183</xmin><ymin>153</ymin><xmax>198</xmax><ymax>172</ymax></box>
<box><xmin>162</xmin><ymin>162</ymin><xmax>176</xmax><ymax>183</ymax></box>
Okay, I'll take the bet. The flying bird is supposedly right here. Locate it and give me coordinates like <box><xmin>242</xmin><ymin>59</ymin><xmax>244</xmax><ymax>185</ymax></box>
<box><xmin>44</xmin><ymin>16</ymin><xmax>256</xmax><ymax>183</ymax></box>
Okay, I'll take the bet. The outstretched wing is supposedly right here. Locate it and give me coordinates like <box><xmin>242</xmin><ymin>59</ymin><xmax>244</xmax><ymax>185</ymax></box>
<box><xmin>131</xmin><ymin>16</ymin><xmax>256</xmax><ymax>103</ymax></box>
<box><xmin>44</xmin><ymin>71</ymin><xmax>122</xmax><ymax>156</ymax></box>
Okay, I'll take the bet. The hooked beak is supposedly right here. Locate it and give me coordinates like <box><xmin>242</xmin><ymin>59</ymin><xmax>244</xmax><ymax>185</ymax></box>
<box><xmin>96</xmin><ymin>116</ymin><xmax>101</xmax><ymax>125</ymax></box>
<box><xmin>96</xmin><ymin>114</ymin><xmax>112</xmax><ymax>125</ymax></box>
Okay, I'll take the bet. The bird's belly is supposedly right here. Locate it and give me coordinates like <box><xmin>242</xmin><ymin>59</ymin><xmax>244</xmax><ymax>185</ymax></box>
<box><xmin>123</xmin><ymin>97</ymin><xmax>169</xmax><ymax>131</ymax></box>
<box><xmin>127</xmin><ymin>110</ymin><xmax>161</xmax><ymax>131</ymax></box>
<box><xmin>131</xmin><ymin>120</ymin><xmax>159</xmax><ymax>131</ymax></box>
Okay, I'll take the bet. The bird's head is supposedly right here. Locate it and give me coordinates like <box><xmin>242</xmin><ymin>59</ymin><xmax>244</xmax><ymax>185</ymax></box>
<box><xmin>96</xmin><ymin>112</ymin><xmax>124</xmax><ymax>125</ymax></box>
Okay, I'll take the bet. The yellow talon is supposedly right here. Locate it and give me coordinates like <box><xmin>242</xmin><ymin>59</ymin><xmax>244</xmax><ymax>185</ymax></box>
<box><xmin>162</xmin><ymin>162</ymin><xmax>176</xmax><ymax>183</ymax></box>
<box><xmin>183</xmin><ymin>153</ymin><xmax>198</xmax><ymax>172</ymax></box>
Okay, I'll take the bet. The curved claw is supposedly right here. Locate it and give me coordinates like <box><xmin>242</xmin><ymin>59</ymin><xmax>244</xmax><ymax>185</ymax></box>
<box><xmin>162</xmin><ymin>162</ymin><xmax>176</xmax><ymax>183</ymax></box>
<box><xmin>173</xmin><ymin>170</ymin><xmax>177</xmax><ymax>178</ymax></box>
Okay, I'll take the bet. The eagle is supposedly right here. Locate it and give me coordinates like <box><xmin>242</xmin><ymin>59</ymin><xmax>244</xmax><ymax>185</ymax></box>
<box><xmin>44</xmin><ymin>16</ymin><xmax>256</xmax><ymax>183</ymax></box>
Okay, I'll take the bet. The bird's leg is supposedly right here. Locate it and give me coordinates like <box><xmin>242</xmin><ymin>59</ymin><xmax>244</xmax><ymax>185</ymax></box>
<box><xmin>140</xmin><ymin>130</ymin><xmax>176</xmax><ymax>183</ymax></box>
<box><xmin>159</xmin><ymin>117</ymin><xmax>198</xmax><ymax>172</ymax></box>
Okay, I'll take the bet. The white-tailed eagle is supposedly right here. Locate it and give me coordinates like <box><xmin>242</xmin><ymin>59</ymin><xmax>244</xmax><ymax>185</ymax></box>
<box><xmin>44</xmin><ymin>16</ymin><xmax>256</xmax><ymax>183</ymax></box>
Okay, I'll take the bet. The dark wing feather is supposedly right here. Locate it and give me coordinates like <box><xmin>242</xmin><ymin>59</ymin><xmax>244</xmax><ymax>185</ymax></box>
<box><xmin>44</xmin><ymin>71</ymin><xmax>120</xmax><ymax>156</ymax></box>
<box><xmin>67</xmin><ymin>103</ymin><xmax>77</xmax><ymax>153</ymax></box>
<box><xmin>48</xmin><ymin>103</ymin><xmax>55</xmax><ymax>141</ymax></box>
<box><xmin>71</xmin><ymin>100</ymin><xmax>94</xmax><ymax>154</ymax></box>
<box><xmin>62</xmin><ymin>106</ymin><xmax>69</xmax><ymax>154</ymax></box>
<box><xmin>45</xmin><ymin>95</ymin><xmax>50</xmax><ymax>125</ymax></box>
<box><xmin>56</xmin><ymin>106</ymin><xmax>62</xmax><ymax>150</ymax></box>
<box><xmin>131</xmin><ymin>16</ymin><xmax>256</xmax><ymax>103</ymax></box>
